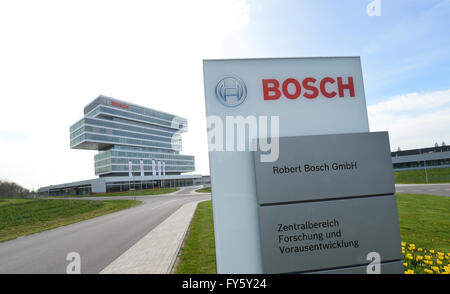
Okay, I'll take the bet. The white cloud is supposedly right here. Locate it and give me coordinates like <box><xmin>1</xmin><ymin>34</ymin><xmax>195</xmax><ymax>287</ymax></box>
<box><xmin>0</xmin><ymin>0</ymin><xmax>253</xmax><ymax>190</ymax></box>
<box><xmin>369</xmin><ymin>89</ymin><xmax>450</xmax><ymax>114</ymax></box>
<box><xmin>368</xmin><ymin>89</ymin><xmax>450</xmax><ymax>151</ymax></box>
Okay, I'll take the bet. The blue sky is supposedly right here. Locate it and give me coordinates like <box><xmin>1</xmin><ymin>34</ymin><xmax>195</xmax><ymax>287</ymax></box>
<box><xmin>0</xmin><ymin>0</ymin><xmax>449</xmax><ymax>189</ymax></box>
<box><xmin>229</xmin><ymin>0</ymin><xmax>450</xmax><ymax>102</ymax></box>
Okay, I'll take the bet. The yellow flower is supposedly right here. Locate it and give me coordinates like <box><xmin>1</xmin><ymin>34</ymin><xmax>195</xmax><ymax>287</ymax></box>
<box><xmin>401</xmin><ymin>242</ymin><xmax>406</xmax><ymax>247</ymax></box>
<box><xmin>437</xmin><ymin>260</ymin><xmax>442</xmax><ymax>265</ymax></box>
<box><xmin>425</xmin><ymin>255</ymin><xmax>431</xmax><ymax>260</ymax></box>
<box><xmin>438</xmin><ymin>252</ymin><xmax>444</xmax><ymax>256</ymax></box>
<box><xmin>424</xmin><ymin>269</ymin><xmax>433</xmax><ymax>274</ymax></box>
<box><xmin>404</xmin><ymin>269</ymin><xmax>415</xmax><ymax>274</ymax></box>
<box><xmin>416</xmin><ymin>256</ymin><xmax>423</xmax><ymax>261</ymax></box>
<box><xmin>403</xmin><ymin>262</ymin><xmax>408</xmax><ymax>267</ymax></box>
<box><xmin>432</xmin><ymin>266</ymin><xmax>439</xmax><ymax>272</ymax></box>
<box><xmin>430</xmin><ymin>250</ymin><xmax>435</xmax><ymax>254</ymax></box>
<box><xmin>417</xmin><ymin>248</ymin><xmax>423</xmax><ymax>252</ymax></box>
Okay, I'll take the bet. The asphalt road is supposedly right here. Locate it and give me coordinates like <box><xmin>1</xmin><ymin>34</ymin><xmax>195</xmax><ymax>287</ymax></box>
<box><xmin>396</xmin><ymin>183</ymin><xmax>450</xmax><ymax>197</ymax></box>
<box><xmin>0</xmin><ymin>186</ymin><xmax>210</xmax><ymax>274</ymax></box>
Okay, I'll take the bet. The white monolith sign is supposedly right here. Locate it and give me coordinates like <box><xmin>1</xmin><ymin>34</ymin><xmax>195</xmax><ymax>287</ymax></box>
<box><xmin>203</xmin><ymin>57</ymin><xmax>402</xmax><ymax>274</ymax></box>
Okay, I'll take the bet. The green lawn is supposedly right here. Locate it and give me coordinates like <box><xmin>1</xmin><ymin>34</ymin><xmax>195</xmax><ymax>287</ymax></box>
<box><xmin>174</xmin><ymin>194</ymin><xmax>450</xmax><ymax>273</ymax></box>
<box><xmin>59</xmin><ymin>187</ymin><xmax>179</xmax><ymax>197</ymax></box>
<box><xmin>195</xmin><ymin>187</ymin><xmax>211</xmax><ymax>193</ymax></box>
<box><xmin>397</xmin><ymin>193</ymin><xmax>450</xmax><ymax>252</ymax></box>
<box><xmin>0</xmin><ymin>198</ymin><xmax>140</xmax><ymax>242</ymax></box>
<box><xmin>394</xmin><ymin>167</ymin><xmax>450</xmax><ymax>184</ymax></box>
<box><xmin>175</xmin><ymin>200</ymin><xmax>216</xmax><ymax>274</ymax></box>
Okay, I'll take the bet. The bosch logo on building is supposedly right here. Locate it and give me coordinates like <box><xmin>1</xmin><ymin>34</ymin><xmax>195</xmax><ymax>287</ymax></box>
<box><xmin>111</xmin><ymin>101</ymin><xmax>130</xmax><ymax>110</ymax></box>
<box><xmin>262</xmin><ymin>76</ymin><xmax>355</xmax><ymax>100</ymax></box>
<box><xmin>215</xmin><ymin>76</ymin><xmax>247</xmax><ymax>107</ymax></box>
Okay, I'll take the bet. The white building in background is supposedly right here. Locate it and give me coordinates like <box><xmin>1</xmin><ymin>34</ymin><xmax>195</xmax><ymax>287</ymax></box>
<box><xmin>392</xmin><ymin>144</ymin><xmax>450</xmax><ymax>171</ymax></box>
<box><xmin>40</xmin><ymin>95</ymin><xmax>205</xmax><ymax>196</ymax></box>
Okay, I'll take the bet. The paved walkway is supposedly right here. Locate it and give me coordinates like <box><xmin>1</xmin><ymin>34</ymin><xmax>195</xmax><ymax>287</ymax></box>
<box><xmin>396</xmin><ymin>183</ymin><xmax>450</xmax><ymax>197</ymax></box>
<box><xmin>100</xmin><ymin>199</ymin><xmax>207</xmax><ymax>274</ymax></box>
<box><xmin>0</xmin><ymin>187</ymin><xmax>210</xmax><ymax>274</ymax></box>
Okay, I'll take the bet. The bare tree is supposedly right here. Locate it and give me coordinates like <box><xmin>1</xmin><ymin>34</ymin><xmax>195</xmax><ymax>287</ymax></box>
<box><xmin>0</xmin><ymin>180</ymin><xmax>31</xmax><ymax>198</ymax></box>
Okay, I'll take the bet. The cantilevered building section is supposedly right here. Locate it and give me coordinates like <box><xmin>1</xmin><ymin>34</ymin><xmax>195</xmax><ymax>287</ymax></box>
<box><xmin>39</xmin><ymin>95</ymin><xmax>207</xmax><ymax>196</ymax></box>
<box><xmin>70</xmin><ymin>95</ymin><xmax>195</xmax><ymax>177</ymax></box>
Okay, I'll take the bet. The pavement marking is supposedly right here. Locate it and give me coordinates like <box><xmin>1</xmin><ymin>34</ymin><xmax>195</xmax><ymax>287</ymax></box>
<box><xmin>100</xmin><ymin>199</ymin><xmax>207</xmax><ymax>274</ymax></box>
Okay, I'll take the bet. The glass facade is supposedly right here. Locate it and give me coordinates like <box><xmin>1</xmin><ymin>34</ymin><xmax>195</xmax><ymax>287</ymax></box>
<box><xmin>70</xmin><ymin>95</ymin><xmax>195</xmax><ymax>177</ymax></box>
<box><xmin>105</xmin><ymin>178</ymin><xmax>194</xmax><ymax>193</ymax></box>
<box><xmin>391</xmin><ymin>145</ymin><xmax>450</xmax><ymax>171</ymax></box>
<box><xmin>393</xmin><ymin>158</ymin><xmax>450</xmax><ymax>169</ymax></box>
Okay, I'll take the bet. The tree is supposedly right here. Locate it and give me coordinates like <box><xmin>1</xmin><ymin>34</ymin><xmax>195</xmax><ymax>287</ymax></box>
<box><xmin>0</xmin><ymin>180</ymin><xmax>31</xmax><ymax>198</ymax></box>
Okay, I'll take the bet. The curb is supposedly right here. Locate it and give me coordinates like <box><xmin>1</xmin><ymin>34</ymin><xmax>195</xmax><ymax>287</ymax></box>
<box><xmin>99</xmin><ymin>199</ymin><xmax>208</xmax><ymax>274</ymax></box>
<box><xmin>168</xmin><ymin>199</ymin><xmax>208</xmax><ymax>273</ymax></box>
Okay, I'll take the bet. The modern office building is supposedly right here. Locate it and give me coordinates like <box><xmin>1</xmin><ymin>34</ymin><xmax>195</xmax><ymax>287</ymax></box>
<box><xmin>40</xmin><ymin>95</ymin><xmax>204</xmax><ymax>196</ymax></box>
<box><xmin>391</xmin><ymin>144</ymin><xmax>450</xmax><ymax>171</ymax></box>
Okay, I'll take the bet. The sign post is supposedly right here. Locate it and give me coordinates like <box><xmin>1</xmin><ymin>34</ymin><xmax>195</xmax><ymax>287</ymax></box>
<box><xmin>203</xmin><ymin>57</ymin><xmax>402</xmax><ymax>274</ymax></box>
<box><xmin>152</xmin><ymin>159</ymin><xmax>156</xmax><ymax>191</ymax></box>
<box><xmin>162</xmin><ymin>161</ymin><xmax>166</xmax><ymax>188</ymax></box>
<box><xmin>140</xmin><ymin>159</ymin><xmax>144</xmax><ymax>192</ymax></box>
<box><xmin>157</xmin><ymin>160</ymin><xmax>161</xmax><ymax>189</ymax></box>
<box><xmin>128</xmin><ymin>160</ymin><xmax>135</xmax><ymax>203</ymax></box>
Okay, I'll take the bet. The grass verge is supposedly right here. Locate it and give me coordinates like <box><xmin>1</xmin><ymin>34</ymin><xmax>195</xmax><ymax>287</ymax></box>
<box><xmin>195</xmin><ymin>187</ymin><xmax>211</xmax><ymax>193</ymax></box>
<box><xmin>174</xmin><ymin>200</ymin><xmax>216</xmax><ymax>274</ymax></box>
<box><xmin>397</xmin><ymin>193</ymin><xmax>450</xmax><ymax>252</ymax></box>
<box><xmin>174</xmin><ymin>194</ymin><xmax>449</xmax><ymax>274</ymax></box>
<box><xmin>394</xmin><ymin>167</ymin><xmax>450</xmax><ymax>184</ymax></box>
<box><xmin>0</xmin><ymin>198</ymin><xmax>140</xmax><ymax>242</ymax></box>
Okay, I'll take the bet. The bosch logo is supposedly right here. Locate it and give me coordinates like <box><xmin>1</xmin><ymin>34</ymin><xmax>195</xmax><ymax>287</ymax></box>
<box><xmin>262</xmin><ymin>77</ymin><xmax>355</xmax><ymax>100</ymax></box>
<box><xmin>215</xmin><ymin>76</ymin><xmax>247</xmax><ymax>107</ymax></box>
